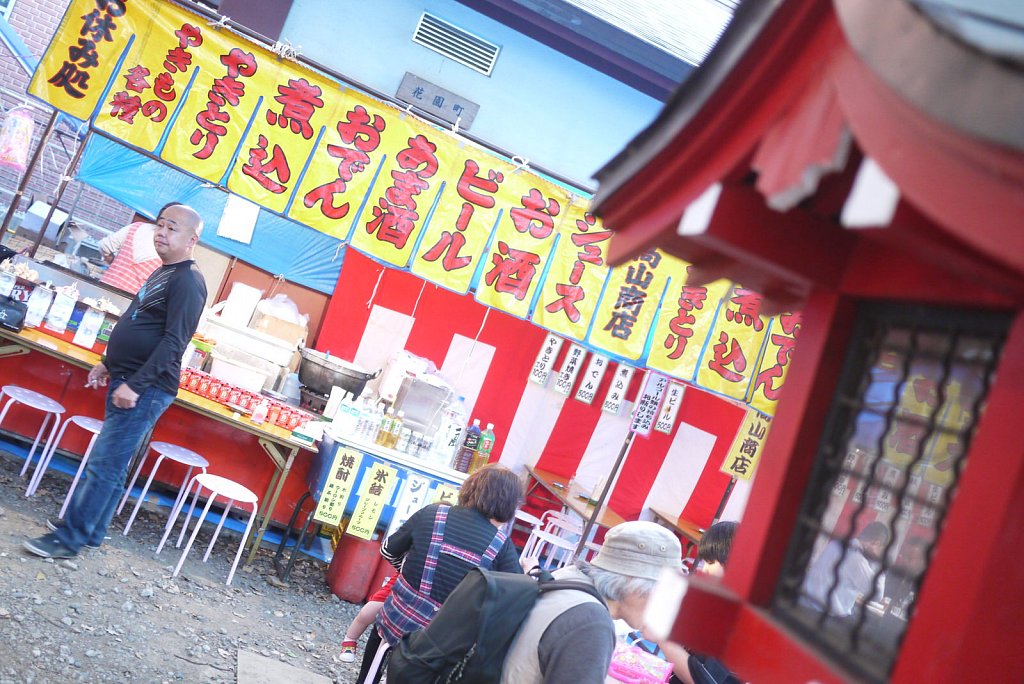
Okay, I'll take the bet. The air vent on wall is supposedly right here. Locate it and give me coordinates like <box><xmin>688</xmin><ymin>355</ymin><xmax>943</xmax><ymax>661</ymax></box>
<box><xmin>412</xmin><ymin>13</ymin><xmax>500</xmax><ymax>76</ymax></box>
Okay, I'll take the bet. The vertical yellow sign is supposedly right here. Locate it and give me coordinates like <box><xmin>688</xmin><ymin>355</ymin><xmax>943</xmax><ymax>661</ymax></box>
<box><xmin>721</xmin><ymin>410</ymin><xmax>771</xmax><ymax>481</ymax></box>
<box><xmin>412</xmin><ymin>149</ymin><xmax>517</xmax><ymax>293</ymax></box>
<box><xmin>696</xmin><ymin>285</ymin><xmax>770</xmax><ymax>401</ymax></box>
<box><xmin>531</xmin><ymin>201</ymin><xmax>613</xmax><ymax>341</ymax></box>
<box><xmin>347</xmin><ymin>462</ymin><xmax>398</xmax><ymax>540</ymax></box>
<box><xmin>312</xmin><ymin>449</ymin><xmax>364</xmax><ymax>527</ymax></box>
<box><xmin>348</xmin><ymin>118</ymin><xmax>458</xmax><ymax>269</ymax></box>
<box><xmin>747</xmin><ymin>312</ymin><xmax>801</xmax><ymax>415</ymax></box>
<box><xmin>587</xmin><ymin>249</ymin><xmax>673</xmax><ymax>360</ymax></box>
<box><xmin>431</xmin><ymin>483</ymin><xmax>460</xmax><ymax>506</ymax></box>
<box><xmin>29</xmin><ymin>0</ymin><xmax>139</xmax><ymax>121</ymax></box>
<box><xmin>474</xmin><ymin>173</ymin><xmax>570</xmax><ymax>319</ymax></box>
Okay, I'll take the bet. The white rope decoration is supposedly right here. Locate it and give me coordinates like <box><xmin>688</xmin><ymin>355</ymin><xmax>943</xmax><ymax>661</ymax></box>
<box><xmin>270</xmin><ymin>40</ymin><xmax>300</xmax><ymax>61</ymax></box>
<box><xmin>366</xmin><ymin>267</ymin><xmax>385</xmax><ymax>309</ymax></box>
<box><xmin>206</xmin><ymin>16</ymin><xmax>230</xmax><ymax>29</ymax></box>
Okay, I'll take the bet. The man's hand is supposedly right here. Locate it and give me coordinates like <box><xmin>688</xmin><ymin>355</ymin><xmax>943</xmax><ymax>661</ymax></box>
<box><xmin>86</xmin><ymin>362</ymin><xmax>109</xmax><ymax>389</ymax></box>
<box><xmin>112</xmin><ymin>382</ymin><xmax>139</xmax><ymax>409</ymax></box>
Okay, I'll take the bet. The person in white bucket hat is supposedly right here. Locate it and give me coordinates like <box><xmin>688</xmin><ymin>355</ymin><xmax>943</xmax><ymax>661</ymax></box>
<box><xmin>501</xmin><ymin>520</ymin><xmax>683</xmax><ymax>684</ymax></box>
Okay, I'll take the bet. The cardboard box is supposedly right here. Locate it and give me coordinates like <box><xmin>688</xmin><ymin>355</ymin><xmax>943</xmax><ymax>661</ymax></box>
<box><xmin>249</xmin><ymin>311</ymin><xmax>307</xmax><ymax>348</ymax></box>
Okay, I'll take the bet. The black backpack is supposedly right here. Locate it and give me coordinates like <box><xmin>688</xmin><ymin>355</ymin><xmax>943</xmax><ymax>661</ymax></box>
<box><xmin>387</xmin><ymin>567</ymin><xmax>605</xmax><ymax>684</ymax></box>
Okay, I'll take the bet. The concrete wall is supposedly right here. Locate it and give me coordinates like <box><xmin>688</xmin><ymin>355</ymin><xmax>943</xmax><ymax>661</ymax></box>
<box><xmin>281</xmin><ymin>0</ymin><xmax>663</xmax><ymax>189</ymax></box>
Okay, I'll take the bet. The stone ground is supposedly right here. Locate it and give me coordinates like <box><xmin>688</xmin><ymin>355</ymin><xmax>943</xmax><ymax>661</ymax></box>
<box><xmin>0</xmin><ymin>449</ymin><xmax>368</xmax><ymax>684</ymax></box>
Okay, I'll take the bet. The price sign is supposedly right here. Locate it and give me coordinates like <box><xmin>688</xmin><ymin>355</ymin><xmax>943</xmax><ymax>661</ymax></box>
<box><xmin>530</xmin><ymin>334</ymin><xmax>564</xmax><ymax>386</ymax></box>
<box><xmin>553</xmin><ymin>343</ymin><xmax>586</xmax><ymax>396</ymax></box>
<box><xmin>601</xmin><ymin>364</ymin><xmax>634</xmax><ymax>414</ymax></box>
<box><xmin>654</xmin><ymin>382</ymin><xmax>685</xmax><ymax>434</ymax></box>
<box><xmin>574</xmin><ymin>353</ymin><xmax>609</xmax><ymax>405</ymax></box>
<box><xmin>630</xmin><ymin>371</ymin><xmax>668</xmax><ymax>437</ymax></box>
<box><xmin>387</xmin><ymin>473</ymin><xmax>431</xmax><ymax>537</ymax></box>
<box><xmin>313</xmin><ymin>449</ymin><xmax>364</xmax><ymax>526</ymax></box>
<box><xmin>348</xmin><ymin>462</ymin><xmax>398</xmax><ymax>540</ymax></box>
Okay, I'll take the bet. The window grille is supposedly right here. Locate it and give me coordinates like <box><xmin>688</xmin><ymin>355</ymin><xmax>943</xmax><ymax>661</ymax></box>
<box><xmin>412</xmin><ymin>13</ymin><xmax>501</xmax><ymax>76</ymax></box>
<box><xmin>772</xmin><ymin>302</ymin><xmax>1008</xmax><ymax>683</ymax></box>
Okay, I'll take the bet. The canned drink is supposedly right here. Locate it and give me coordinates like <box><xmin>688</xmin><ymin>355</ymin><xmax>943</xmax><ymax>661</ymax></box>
<box><xmin>197</xmin><ymin>376</ymin><xmax>211</xmax><ymax>396</ymax></box>
<box><xmin>179</xmin><ymin>368</ymin><xmax>190</xmax><ymax>387</ymax></box>
<box><xmin>239</xmin><ymin>392</ymin><xmax>253</xmax><ymax>411</ymax></box>
<box><xmin>227</xmin><ymin>388</ymin><xmax>241</xmax><ymax>405</ymax></box>
<box><xmin>217</xmin><ymin>384</ymin><xmax>231</xmax><ymax>403</ymax></box>
<box><xmin>267</xmin><ymin>403</ymin><xmax>281</xmax><ymax>426</ymax></box>
<box><xmin>275</xmin><ymin>406</ymin><xmax>292</xmax><ymax>428</ymax></box>
<box><xmin>207</xmin><ymin>379</ymin><xmax>222</xmax><ymax>400</ymax></box>
<box><xmin>186</xmin><ymin>372</ymin><xmax>202</xmax><ymax>392</ymax></box>
<box><xmin>286</xmin><ymin>411</ymin><xmax>302</xmax><ymax>430</ymax></box>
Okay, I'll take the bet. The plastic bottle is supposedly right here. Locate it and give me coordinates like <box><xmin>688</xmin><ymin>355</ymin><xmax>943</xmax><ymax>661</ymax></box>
<box><xmin>390</xmin><ymin>410</ymin><xmax>406</xmax><ymax>449</ymax></box>
<box><xmin>433</xmin><ymin>396</ymin><xmax>468</xmax><ymax>466</ymax></box>
<box><xmin>470</xmin><ymin>422</ymin><xmax>495</xmax><ymax>473</ymax></box>
<box><xmin>453</xmin><ymin>418</ymin><xmax>482</xmax><ymax>473</ymax></box>
<box><xmin>251</xmin><ymin>398</ymin><xmax>269</xmax><ymax>425</ymax></box>
<box><xmin>397</xmin><ymin>427</ymin><xmax>414</xmax><ymax>453</ymax></box>
<box><xmin>375</xmin><ymin>407</ymin><xmax>395</xmax><ymax>446</ymax></box>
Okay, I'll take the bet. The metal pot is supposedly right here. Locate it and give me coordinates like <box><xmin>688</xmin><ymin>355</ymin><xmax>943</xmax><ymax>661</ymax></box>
<box><xmin>298</xmin><ymin>348</ymin><xmax>380</xmax><ymax>399</ymax></box>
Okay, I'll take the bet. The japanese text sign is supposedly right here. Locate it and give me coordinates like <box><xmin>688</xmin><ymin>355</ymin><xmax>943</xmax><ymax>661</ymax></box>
<box><xmin>347</xmin><ymin>461</ymin><xmax>398</xmax><ymax>540</ymax></box>
<box><xmin>430</xmin><ymin>483</ymin><xmax>460</xmax><ymax>506</ymax></box>
<box><xmin>530</xmin><ymin>333</ymin><xmax>563</xmax><ymax>386</ymax></box>
<box><xmin>553</xmin><ymin>343</ymin><xmax>586</xmax><ymax>396</ymax></box>
<box><xmin>588</xmin><ymin>248</ymin><xmax>670</xmax><ymax>360</ymax></box>
<box><xmin>696</xmin><ymin>285</ymin><xmax>770</xmax><ymax>402</ymax></box>
<box><xmin>720</xmin><ymin>410</ymin><xmax>771</xmax><ymax>481</ymax></box>
<box><xmin>574</xmin><ymin>353</ymin><xmax>609</xmax><ymax>405</ymax></box>
<box><xmin>602</xmin><ymin>363</ymin><xmax>634</xmax><ymax>415</ymax></box>
<box><xmin>654</xmin><ymin>381</ymin><xmax>685</xmax><ymax>434</ymax></box>
<box><xmin>387</xmin><ymin>473</ymin><xmax>431</xmax><ymax>537</ymax></box>
<box><xmin>313</xmin><ymin>448</ymin><xmax>363</xmax><ymax>527</ymax></box>
<box><xmin>630</xmin><ymin>371</ymin><xmax>668</xmax><ymax>437</ymax></box>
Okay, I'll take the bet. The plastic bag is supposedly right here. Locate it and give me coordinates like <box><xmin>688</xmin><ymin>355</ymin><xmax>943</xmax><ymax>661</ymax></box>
<box><xmin>0</xmin><ymin>107</ymin><xmax>34</xmax><ymax>172</ymax></box>
<box><xmin>607</xmin><ymin>642</ymin><xmax>673</xmax><ymax>683</ymax></box>
<box><xmin>254</xmin><ymin>293</ymin><xmax>308</xmax><ymax>326</ymax></box>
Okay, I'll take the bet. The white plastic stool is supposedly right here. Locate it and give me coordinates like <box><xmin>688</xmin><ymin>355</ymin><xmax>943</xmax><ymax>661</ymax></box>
<box><xmin>24</xmin><ymin>415</ymin><xmax>103</xmax><ymax>504</ymax></box>
<box><xmin>118</xmin><ymin>441</ymin><xmax>209</xmax><ymax>535</ymax></box>
<box><xmin>0</xmin><ymin>385</ymin><xmax>66</xmax><ymax>486</ymax></box>
<box><xmin>156</xmin><ymin>473</ymin><xmax>258</xmax><ymax>586</ymax></box>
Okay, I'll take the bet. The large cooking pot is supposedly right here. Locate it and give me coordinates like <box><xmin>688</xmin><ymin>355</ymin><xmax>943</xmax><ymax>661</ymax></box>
<box><xmin>298</xmin><ymin>348</ymin><xmax>380</xmax><ymax>399</ymax></box>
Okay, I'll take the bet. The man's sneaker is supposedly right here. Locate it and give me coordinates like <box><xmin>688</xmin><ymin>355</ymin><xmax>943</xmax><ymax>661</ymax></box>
<box><xmin>339</xmin><ymin>640</ymin><xmax>358</xmax><ymax>663</ymax></box>
<box><xmin>45</xmin><ymin>519</ymin><xmax>100</xmax><ymax>549</ymax></box>
<box><xmin>23</xmin><ymin>533</ymin><xmax>77</xmax><ymax>559</ymax></box>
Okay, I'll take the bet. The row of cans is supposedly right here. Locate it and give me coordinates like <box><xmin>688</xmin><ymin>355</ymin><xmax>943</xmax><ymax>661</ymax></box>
<box><xmin>179</xmin><ymin>368</ymin><xmax>312</xmax><ymax>431</ymax></box>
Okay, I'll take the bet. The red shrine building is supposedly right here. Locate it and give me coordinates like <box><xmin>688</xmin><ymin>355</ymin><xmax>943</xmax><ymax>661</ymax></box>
<box><xmin>593</xmin><ymin>0</ymin><xmax>1024</xmax><ymax>682</ymax></box>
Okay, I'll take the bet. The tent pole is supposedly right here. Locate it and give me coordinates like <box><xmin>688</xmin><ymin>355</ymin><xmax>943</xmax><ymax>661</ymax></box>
<box><xmin>575</xmin><ymin>428</ymin><xmax>635</xmax><ymax>558</ymax></box>
<box><xmin>29</xmin><ymin>128</ymin><xmax>91</xmax><ymax>258</ymax></box>
<box><xmin>711</xmin><ymin>477</ymin><xmax>737</xmax><ymax>524</ymax></box>
<box><xmin>1</xmin><ymin>110</ymin><xmax>58</xmax><ymax>239</ymax></box>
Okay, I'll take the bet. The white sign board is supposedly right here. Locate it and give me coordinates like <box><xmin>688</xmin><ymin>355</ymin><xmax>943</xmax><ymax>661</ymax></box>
<box><xmin>654</xmin><ymin>382</ymin><xmax>685</xmax><ymax>434</ymax></box>
<box><xmin>601</xmin><ymin>364</ymin><xmax>634</xmax><ymax>415</ymax></box>
<box><xmin>574</xmin><ymin>353</ymin><xmax>609</xmax><ymax>405</ymax></box>
<box><xmin>530</xmin><ymin>333</ymin><xmax>563</xmax><ymax>386</ymax></box>
<box><xmin>554</xmin><ymin>343</ymin><xmax>586</xmax><ymax>396</ymax></box>
<box><xmin>630</xmin><ymin>371</ymin><xmax>668</xmax><ymax>437</ymax></box>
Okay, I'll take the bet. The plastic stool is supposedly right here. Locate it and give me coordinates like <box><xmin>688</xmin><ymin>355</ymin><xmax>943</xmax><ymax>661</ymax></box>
<box><xmin>0</xmin><ymin>385</ymin><xmax>66</xmax><ymax>486</ymax></box>
<box><xmin>118</xmin><ymin>441</ymin><xmax>209</xmax><ymax>535</ymax></box>
<box><xmin>24</xmin><ymin>415</ymin><xmax>103</xmax><ymax>503</ymax></box>
<box><xmin>156</xmin><ymin>473</ymin><xmax>258</xmax><ymax>586</ymax></box>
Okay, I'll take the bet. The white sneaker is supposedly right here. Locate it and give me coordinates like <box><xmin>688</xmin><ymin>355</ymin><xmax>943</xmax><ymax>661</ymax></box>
<box><xmin>339</xmin><ymin>640</ymin><xmax>357</xmax><ymax>663</ymax></box>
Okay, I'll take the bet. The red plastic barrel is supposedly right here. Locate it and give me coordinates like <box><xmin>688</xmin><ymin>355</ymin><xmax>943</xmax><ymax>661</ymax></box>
<box><xmin>325</xmin><ymin>535</ymin><xmax>381</xmax><ymax>603</ymax></box>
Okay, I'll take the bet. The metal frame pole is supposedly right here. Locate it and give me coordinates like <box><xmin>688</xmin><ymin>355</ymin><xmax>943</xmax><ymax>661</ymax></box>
<box><xmin>28</xmin><ymin>128</ymin><xmax>91</xmax><ymax>257</ymax></box>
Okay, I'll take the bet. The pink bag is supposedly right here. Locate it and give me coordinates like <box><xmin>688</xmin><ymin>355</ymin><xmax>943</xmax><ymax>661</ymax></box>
<box><xmin>607</xmin><ymin>642</ymin><xmax>673</xmax><ymax>683</ymax></box>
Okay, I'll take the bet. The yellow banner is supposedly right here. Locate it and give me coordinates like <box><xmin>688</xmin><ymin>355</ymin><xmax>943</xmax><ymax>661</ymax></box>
<box><xmin>348</xmin><ymin>116</ymin><xmax>458</xmax><ymax>268</ymax></box>
<box><xmin>747</xmin><ymin>312</ymin><xmax>801</xmax><ymax>415</ymax></box>
<box><xmin>587</xmin><ymin>248</ymin><xmax>672</xmax><ymax>361</ymax></box>
<box><xmin>530</xmin><ymin>201</ymin><xmax>613</xmax><ymax>341</ymax></box>
<box><xmin>347</xmin><ymin>461</ymin><xmax>398</xmax><ymax>540</ymax></box>
<box><xmin>159</xmin><ymin>25</ymin><xmax>270</xmax><ymax>184</ymax></box>
<box><xmin>93</xmin><ymin>1</ymin><xmax>203</xmax><ymax>151</ymax></box>
<box><xmin>288</xmin><ymin>90</ymin><xmax>399</xmax><ymax>239</ymax></box>
<box><xmin>695</xmin><ymin>285</ymin><xmax>770</xmax><ymax>401</ymax></box>
<box><xmin>226</xmin><ymin>67</ymin><xmax>343</xmax><ymax>213</ymax></box>
<box><xmin>29</xmin><ymin>0</ymin><xmax>137</xmax><ymax>121</ymax></box>
<box><xmin>431</xmin><ymin>483</ymin><xmax>460</xmax><ymax>506</ymax></box>
<box><xmin>312</xmin><ymin>448</ymin><xmax>363</xmax><ymax>527</ymax></box>
<box><xmin>473</xmin><ymin>173</ymin><xmax>570</xmax><ymax>319</ymax></box>
<box><xmin>647</xmin><ymin>262</ymin><xmax>731</xmax><ymax>380</ymax></box>
<box><xmin>721</xmin><ymin>410</ymin><xmax>771</xmax><ymax>481</ymax></box>
<box><xmin>411</xmin><ymin>148</ymin><xmax>517</xmax><ymax>293</ymax></box>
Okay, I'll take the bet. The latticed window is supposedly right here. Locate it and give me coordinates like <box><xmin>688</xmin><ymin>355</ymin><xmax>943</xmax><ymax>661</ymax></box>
<box><xmin>772</xmin><ymin>303</ymin><xmax>1009</xmax><ymax>683</ymax></box>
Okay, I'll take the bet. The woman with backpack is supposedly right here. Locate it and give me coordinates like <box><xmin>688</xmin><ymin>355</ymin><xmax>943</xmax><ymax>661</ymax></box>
<box><xmin>354</xmin><ymin>464</ymin><xmax>525</xmax><ymax>684</ymax></box>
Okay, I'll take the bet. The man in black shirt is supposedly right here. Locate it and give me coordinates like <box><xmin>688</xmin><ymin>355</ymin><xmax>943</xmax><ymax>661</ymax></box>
<box><xmin>24</xmin><ymin>204</ymin><xmax>207</xmax><ymax>559</ymax></box>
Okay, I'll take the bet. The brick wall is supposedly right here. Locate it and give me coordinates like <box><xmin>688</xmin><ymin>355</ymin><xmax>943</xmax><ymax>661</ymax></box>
<box><xmin>0</xmin><ymin>0</ymin><xmax>135</xmax><ymax>243</ymax></box>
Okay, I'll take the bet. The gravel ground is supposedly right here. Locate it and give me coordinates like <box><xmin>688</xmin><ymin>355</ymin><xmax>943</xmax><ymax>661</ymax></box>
<box><xmin>0</xmin><ymin>448</ymin><xmax>366</xmax><ymax>684</ymax></box>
